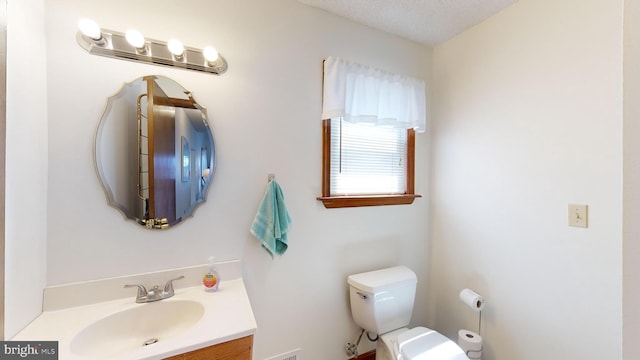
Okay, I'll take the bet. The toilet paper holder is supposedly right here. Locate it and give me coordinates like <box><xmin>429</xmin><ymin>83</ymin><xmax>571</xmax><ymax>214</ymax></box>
<box><xmin>459</xmin><ymin>288</ymin><xmax>485</xmax><ymax>335</ymax></box>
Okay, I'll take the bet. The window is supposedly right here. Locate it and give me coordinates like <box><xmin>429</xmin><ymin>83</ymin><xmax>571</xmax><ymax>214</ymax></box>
<box><xmin>317</xmin><ymin>118</ymin><xmax>419</xmax><ymax>208</ymax></box>
<box><xmin>317</xmin><ymin>57</ymin><xmax>425</xmax><ymax>208</ymax></box>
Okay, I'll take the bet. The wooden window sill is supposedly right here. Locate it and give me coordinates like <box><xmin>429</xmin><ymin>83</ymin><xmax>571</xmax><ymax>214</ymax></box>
<box><xmin>317</xmin><ymin>194</ymin><xmax>421</xmax><ymax>208</ymax></box>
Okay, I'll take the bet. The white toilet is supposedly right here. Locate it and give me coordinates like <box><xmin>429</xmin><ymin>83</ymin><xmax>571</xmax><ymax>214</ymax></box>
<box><xmin>348</xmin><ymin>266</ymin><xmax>469</xmax><ymax>360</ymax></box>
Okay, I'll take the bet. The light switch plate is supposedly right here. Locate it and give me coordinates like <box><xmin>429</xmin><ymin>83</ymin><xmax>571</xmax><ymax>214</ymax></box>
<box><xmin>568</xmin><ymin>204</ymin><xmax>588</xmax><ymax>228</ymax></box>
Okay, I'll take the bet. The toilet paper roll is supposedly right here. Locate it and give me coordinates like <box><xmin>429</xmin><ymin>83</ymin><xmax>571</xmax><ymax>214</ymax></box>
<box><xmin>459</xmin><ymin>288</ymin><xmax>485</xmax><ymax>312</ymax></box>
<box><xmin>458</xmin><ymin>329</ymin><xmax>483</xmax><ymax>353</ymax></box>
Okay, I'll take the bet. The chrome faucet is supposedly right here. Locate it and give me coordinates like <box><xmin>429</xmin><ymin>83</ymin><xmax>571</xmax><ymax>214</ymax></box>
<box><xmin>124</xmin><ymin>275</ymin><xmax>185</xmax><ymax>303</ymax></box>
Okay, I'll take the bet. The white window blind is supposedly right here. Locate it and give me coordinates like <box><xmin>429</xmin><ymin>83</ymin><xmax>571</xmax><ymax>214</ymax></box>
<box><xmin>330</xmin><ymin>118</ymin><xmax>407</xmax><ymax>195</ymax></box>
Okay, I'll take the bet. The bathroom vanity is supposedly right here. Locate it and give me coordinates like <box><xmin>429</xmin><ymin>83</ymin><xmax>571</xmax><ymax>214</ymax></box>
<box><xmin>11</xmin><ymin>260</ymin><xmax>257</xmax><ymax>360</ymax></box>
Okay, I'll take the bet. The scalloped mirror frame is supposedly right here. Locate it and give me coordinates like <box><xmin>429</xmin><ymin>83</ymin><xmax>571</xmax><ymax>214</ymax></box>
<box><xmin>94</xmin><ymin>75</ymin><xmax>215</xmax><ymax>230</ymax></box>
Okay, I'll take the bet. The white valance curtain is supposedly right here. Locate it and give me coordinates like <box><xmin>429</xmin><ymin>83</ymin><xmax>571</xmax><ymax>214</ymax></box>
<box><xmin>321</xmin><ymin>56</ymin><xmax>426</xmax><ymax>133</ymax></box>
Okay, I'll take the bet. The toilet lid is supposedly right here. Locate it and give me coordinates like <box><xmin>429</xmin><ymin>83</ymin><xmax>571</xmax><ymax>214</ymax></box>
<box><xmin>398</xmin><ymin>327</ymin><xmax>469</xmax><ymax>360</ymax></box>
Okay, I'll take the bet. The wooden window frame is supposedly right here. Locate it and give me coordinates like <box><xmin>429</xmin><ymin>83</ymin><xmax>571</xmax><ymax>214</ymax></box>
<box><xmin>317</xmin><ymin>119</ymin><xmax>421</xmax><ymax>208</ymax></box>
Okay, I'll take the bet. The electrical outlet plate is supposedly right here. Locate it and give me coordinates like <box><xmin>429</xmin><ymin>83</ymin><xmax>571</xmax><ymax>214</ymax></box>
<box><xmin>568</xmin><ymin>204</ymin><xmax>588</xmax><ymax>228</ymax></box>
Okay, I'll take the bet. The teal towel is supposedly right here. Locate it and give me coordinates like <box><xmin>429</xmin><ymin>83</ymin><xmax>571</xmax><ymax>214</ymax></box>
<box><xmin>250</xmin><ymin>180</ymin><xmax>292</xmax><ymax>256</ymax></box>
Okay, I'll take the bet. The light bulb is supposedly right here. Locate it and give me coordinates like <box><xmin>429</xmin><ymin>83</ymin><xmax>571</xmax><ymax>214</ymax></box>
<box><xmin>203</xmin><ymin>46</ymin><xmax>219</xmax><ymax>63</ymax></box>
<box><xmin>167</xmin><ymin>39</ymin><xmax>184</xmax><ymax>57</ymax></box>
<box><xmin>125</xmin><ymin>29</ymin><xmax>146</xmax><ymax>49</ymax></box>
<box><xmin>78</xmin><ymin>18</ymin><xmax>102</xmax><ymax>41</ymax></box>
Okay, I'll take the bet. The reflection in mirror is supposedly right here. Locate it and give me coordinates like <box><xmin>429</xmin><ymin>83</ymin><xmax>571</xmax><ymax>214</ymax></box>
<box><xmin>95</xmin><ymin>75</ymin><xmax>214</xmax><ymax>229</ymax></box>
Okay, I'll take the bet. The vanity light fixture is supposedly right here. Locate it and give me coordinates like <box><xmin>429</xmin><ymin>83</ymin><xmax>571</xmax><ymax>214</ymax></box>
<box><xmin>76</xmin><ymin>18</ymin><xmax>228</xmax><ymax>75</ymax></box>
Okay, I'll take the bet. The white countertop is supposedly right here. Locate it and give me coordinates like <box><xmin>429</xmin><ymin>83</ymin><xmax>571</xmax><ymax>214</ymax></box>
<box><xmin>12</xmin><ymin>276</ymin><xmax>257</xmax><ymax>359</ymax></box>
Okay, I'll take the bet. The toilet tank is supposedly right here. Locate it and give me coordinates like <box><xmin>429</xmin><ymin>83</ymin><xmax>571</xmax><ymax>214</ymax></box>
<box><xmin>347</xmin><ymin>266</ymin><xmax>417</xmax><ymax>335</ymax></box>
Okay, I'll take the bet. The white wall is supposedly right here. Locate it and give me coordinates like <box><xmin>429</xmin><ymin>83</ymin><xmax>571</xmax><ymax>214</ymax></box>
<box><xmin>5</xmin><ymin>0</ymin><xmax>49</xmax><ymax>339</ymax></box>
<box><xmin>623</xmin><ymin>0</ymin><xmax>640</xmax><ymax>358</ymax></box>
<box><xmin>431</xmin><ymin>0</ymin><xmax>623</xmax><ymax>359</ymax></box>
<box><xmin>37</xmin><ymin>0</ymin><xmax>432</xmax><ymax>358</ymax></box>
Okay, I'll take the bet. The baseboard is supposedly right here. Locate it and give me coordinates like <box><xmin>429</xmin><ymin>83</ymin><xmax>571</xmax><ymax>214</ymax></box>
<box><xmin>355</xmin><ymin>350</ymin><xmax>375</xmax><ymax>360</ymax></box>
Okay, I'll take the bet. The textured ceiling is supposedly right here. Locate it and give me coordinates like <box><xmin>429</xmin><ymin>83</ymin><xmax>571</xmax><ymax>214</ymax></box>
<box><xmin>297</xmin><ymin>0</ymin><xmax>518</xmax><ymax>46</ymax></box>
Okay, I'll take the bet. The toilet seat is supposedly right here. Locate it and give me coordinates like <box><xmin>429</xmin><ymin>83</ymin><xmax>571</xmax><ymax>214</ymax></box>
<box><xmin>393</xmin><ymin>327</ymin><xmax>469</xmax><ymax>360</ymax></box>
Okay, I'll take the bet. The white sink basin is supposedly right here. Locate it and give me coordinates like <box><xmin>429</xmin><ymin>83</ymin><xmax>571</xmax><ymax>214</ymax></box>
<box><xmin>70</xmin><ymin>300</ymin><xmax>204</xmax><ymax>359</ymax></box>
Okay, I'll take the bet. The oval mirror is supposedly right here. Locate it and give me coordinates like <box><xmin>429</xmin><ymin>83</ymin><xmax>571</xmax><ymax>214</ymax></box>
<box><xmin>95</xmin><ymin>75</ymin><xmax>214</xmax><ymax>229</ymax></box>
